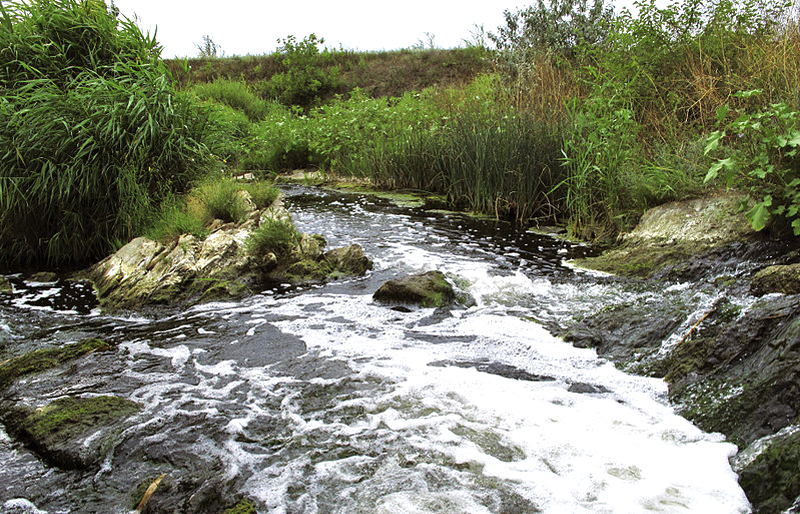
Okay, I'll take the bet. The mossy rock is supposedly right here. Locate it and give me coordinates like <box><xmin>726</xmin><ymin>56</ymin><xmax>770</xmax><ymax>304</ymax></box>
<box><xmin>751</xmin><ymin>263</ymin><xmax>800</xmax><ymax>296</ymax></box>
<box><xmin>0</xmin><ymin>276</ymin><xmax>11</xmax><ymax>293</ymax></box>
<box><xmin>373</xmin><ymin>270</ymin><xmax>455</xmax><ymax>308</ymax></box>
<box><xmin>4</xmin><ymin>395</ymin><xmax>140</xmax><ymax>469</ymax></box>
<box><xmin>324</xmin><ymin>244</ymin><xmax>373</xmax><ymax>276</ymax></box>
<box><xmin>224</xmin><ymin>499</ymin><xmax>258</xmax><ymax>514</ymax></box>
<box><xmin>739</xmin><ymin>430</ymin><xmax>800</xmax><ymax>514</ymax></box>
<box><xmin>0</xmin><ymin>338</ymin><xmax>111</xmax><ymax>390</ymax></box>
<box><xmin>285</xmin><ymin>259</ymin><xmax>334</xmax><ymax>282</ymax></box>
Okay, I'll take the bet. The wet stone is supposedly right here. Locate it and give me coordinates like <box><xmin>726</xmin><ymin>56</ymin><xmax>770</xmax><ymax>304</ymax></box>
<box><xmin>3</xmin><ymin>395</ymin><xmax>140</xmax><ymax>470</ymax></box>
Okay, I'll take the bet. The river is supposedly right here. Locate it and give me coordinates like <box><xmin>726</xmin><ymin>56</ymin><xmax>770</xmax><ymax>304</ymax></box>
<box><xmin>0</xmin><ymin>186</ymin><xmax>751</xmax><ymax>513</ymax></box>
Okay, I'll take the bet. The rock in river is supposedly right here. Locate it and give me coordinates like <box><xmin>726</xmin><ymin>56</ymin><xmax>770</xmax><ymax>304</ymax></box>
<box><xmin>373</xmin><ymin>270</ymin><xmax>456</xmax><ymax>308</ymax></box>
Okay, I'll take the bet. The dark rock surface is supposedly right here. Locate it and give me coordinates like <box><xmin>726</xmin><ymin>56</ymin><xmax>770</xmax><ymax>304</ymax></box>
<box><xmin>565</xmin><ymin>193</ymin><xmax>800</xmax><ymax>513</ymax></box>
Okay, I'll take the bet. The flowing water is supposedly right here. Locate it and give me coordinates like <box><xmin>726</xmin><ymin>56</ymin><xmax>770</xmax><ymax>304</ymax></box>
<box><xmin>0</xmin><ymin>186</ymin><xmax>751</xmax><ymax>513</ymax></box>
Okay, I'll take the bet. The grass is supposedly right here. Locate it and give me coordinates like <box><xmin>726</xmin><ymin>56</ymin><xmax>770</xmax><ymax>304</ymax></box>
<box><xmin>191</xmin><ymin>79</ymin><xmax>273</xmax><ymax>121</ymax></box>
<box><xmin>245</xmin><ymin>218</ymin><xmax>300</xmax><ymax>256</ymax></box>
<box><xmin>146</xmin><ymin>179</ymin><xmax>280</xmax><ymax>243</ymax></box>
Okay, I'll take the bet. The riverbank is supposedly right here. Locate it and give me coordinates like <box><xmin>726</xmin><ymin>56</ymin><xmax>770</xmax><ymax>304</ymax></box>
<box><xmin>563</xmin><ymin>192</ymin><xmax>800</xmax><ymax>514</ymax></box>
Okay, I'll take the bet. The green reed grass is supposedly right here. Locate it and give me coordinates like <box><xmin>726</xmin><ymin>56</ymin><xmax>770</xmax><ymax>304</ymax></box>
<box><xmin>362</xmin><ymin>111</ymin><xmax>565</xmax><ymax>223</ymax></box>
<box><xmin>0</xmin><ymin>0</ymin><xmax>209</xmax><ymax>270</ymax></box>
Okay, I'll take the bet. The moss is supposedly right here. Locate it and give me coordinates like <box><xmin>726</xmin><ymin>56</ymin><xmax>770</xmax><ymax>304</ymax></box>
<box><xmin>22</xmin><ymin>396</ymin><xmax>139</xmax><ymax>441</ymax></box>
<box><xmin>191</xmin><ymin>277</ymin><xmax>251</xmax><ymax>303</ymax></box>
<box><xmin>6</xmin><ymin>395</ymin><xmax>140</xmax><ymax>469</ymax></box>
<box><xmin>0</xmin><ymin>338</ymin><xmax>110</xmax><ymax>390</ymax></box>
<box><xmin>285</xmin><ymin>259</ymin><xmax>334</xmax><ymax>282</ymax></box>
<box><xmin>224</xmin><ymin>499</ymin><xmax>258</xmax><ymax>514</ymax></box>
<box><xmin>738</xmin><ymin>431</ymin><xmax>800</xmax><ymax>514</ymax></box>
<box><xmin>573</xmin><ymin>243</ymin><xmax>697</xmax><ymax>278</ymax></box>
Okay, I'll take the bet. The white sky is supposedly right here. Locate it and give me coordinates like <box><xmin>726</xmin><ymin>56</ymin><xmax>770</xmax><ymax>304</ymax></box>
<box><xmin>110</xmin><ymin>1</ymin><xmax>535</xmax><ymax>57</ymax></box>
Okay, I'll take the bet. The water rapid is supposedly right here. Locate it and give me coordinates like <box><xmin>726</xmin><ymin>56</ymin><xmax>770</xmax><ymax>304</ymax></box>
<box><xmin>0</xmin><ymin>186</ymin><xmax>751</xmax><ymax>513</ymax></box>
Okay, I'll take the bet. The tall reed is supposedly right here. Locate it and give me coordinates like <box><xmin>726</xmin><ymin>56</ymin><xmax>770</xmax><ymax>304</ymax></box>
<box><xmin>0</xmin><ymin>0</ymin><xmax>209</xmax><ymax>270</ymax></box>
<box><xmin>363</xmin><ymin>111</ymin><xmax>566</xmax><ymax>224</ymax></box>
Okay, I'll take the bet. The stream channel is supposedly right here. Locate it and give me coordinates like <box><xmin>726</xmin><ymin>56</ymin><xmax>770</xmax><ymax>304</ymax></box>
<box><xmin>0</xmin><ymin>185</ymin><xmax>753</xmax><ymax>513</ymax></box>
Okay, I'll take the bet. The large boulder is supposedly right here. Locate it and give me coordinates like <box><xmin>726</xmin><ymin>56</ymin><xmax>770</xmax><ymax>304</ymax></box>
<box><xmin>88</xmin><ymin>199</ymin><xmax>372</xmax><ymax>311</ymax></box>
<box><xmin>574</xmin><ymin>193</ymin><xmax>760</xmax><ymax>278</ymax></box>
<box><xmin>373</xmin><ymin>271</ymin><xmax>456</xmax><ymax>308</ymax></box>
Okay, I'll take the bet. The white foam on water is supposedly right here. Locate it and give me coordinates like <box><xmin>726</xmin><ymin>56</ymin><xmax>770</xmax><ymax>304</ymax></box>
<box><xmin>266</xmin><ymin>287</ymin><xmax>751</xmax><ymax>513</ymax></box>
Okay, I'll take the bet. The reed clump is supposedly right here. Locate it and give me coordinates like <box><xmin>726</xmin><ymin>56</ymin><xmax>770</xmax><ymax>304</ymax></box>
<box><xmin>0</xmin><ymin>0</ymin><xmax>209</xmax><ymax>270</ymax></box>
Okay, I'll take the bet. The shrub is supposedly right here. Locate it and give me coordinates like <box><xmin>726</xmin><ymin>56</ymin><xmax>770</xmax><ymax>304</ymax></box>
<box><xmin>0</xmin><ymin>0</ymin><xmax>209</xmax><ymax>270</ymax></box>
<box><xmin>264</xmin><ymin>34</ymin><xmax>340</xmax><ymax>109</ymax></box>
<box><xmin>245</xmin><ymin>218</ymin><xmax>299</xmax><ymax>256</ymax></box>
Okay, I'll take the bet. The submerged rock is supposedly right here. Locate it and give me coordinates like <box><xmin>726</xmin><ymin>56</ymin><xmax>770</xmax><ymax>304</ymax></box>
<box><xmin>373</xmin><ymin>270</ymin><xmax>455</xmax><ymax>308</ymax></box>
<box><xmin>3</xmin><ymin>395</ymin><xmax>140</xmax><ymax>470</ymax></box>
<box><xmin>0</xmin><ymin>338</ymin><xmax>111</xmax><ymax>391</ymax></box>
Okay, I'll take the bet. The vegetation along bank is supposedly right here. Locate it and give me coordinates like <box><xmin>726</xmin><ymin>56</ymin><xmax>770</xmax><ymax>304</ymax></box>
<box><xmin>1</xmin><ymin>0</ymin><xmax>800</xmax><ymax>511</ymax></box>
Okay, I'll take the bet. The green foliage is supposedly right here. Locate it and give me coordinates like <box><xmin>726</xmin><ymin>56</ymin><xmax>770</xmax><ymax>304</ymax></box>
<box><xmin>489</xmin><ymin>0</ymin><xmax>614</xmax><ymax>57</ymax></box>
<box><xmin>560</xmin><ymin>64</ymin><xmax>643</xmax><ymax>235</ymax></box>
<box><xmin>245</xmin><ymin>218</ymin><xmax>300</xmax><ymax>256</ymax></box>
<box><xmin>0</xmin><ymin>0</ymin><xmax>209</xmax><ymax>270</ymax></box>
<box><xmin>241</xmin><ymin>181</ymin><xmax>280</xmax><ymax>209</ymax></box>
<box><xmin>191</xmin><ymin>79</ymin><xmax>271</xmax><ymax>121</ymax></box>
<box><xmin>705</xmin><ymin>90</ymin><xmax>800</xmax><ymax>234</ymax></box>
<box><xmin>265</xmin><ymin>34</ymin><xmax>340</xmax><ymax>109</ymax></box>
<box><xmin>307</xmin><ymin>88</ymin><xmax>444</xmax><ymax>172</ymax></box>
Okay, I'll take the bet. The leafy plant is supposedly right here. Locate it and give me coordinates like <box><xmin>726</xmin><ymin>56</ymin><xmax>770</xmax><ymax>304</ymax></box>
<box><xmin>705</xmin><ymin>90</ymin><xmax>800</xmax><ymax>234</ymax></box>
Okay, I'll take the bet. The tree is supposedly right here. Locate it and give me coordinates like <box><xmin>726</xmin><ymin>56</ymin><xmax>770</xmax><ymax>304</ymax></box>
<box><xmin>489</xmin><ymin>0</ymin><xmax>614</xmax><ymax>58</ymax></box>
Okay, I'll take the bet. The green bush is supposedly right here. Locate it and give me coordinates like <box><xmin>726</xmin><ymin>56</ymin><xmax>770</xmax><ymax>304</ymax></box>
<box><xmin>264</xmin><ymin>34</ymin><xmax>340</xmax><ymax>109</ymax></box>
<box><xmin>705</xmin><ymin>90</ymin><xmax>800</xmax><ymax>234</ymax></box>
<box><xmin>245</xmin><ymin>218</ymin><xmax>299</xmax><ymax>256</ymax></box>
<box><xmin>0</xmin><ymin>0</ymin><xmax>209</xmax><ymax>270</ymax></box>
